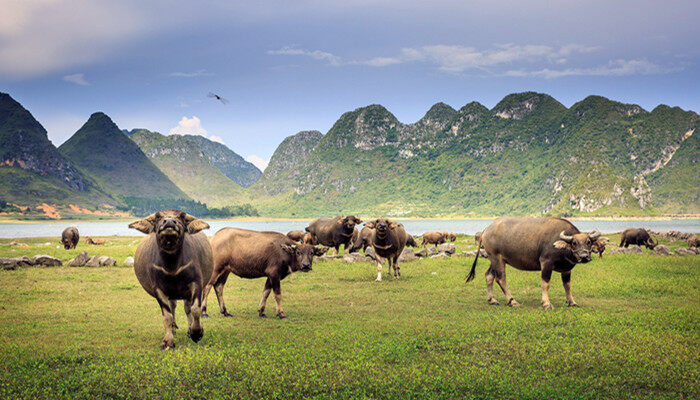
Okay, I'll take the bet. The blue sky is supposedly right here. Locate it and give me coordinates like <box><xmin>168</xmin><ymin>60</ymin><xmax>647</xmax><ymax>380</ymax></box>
<box><xmin>1</xmin><ymin>1</ymin><xmax>698</xmax><ymax>171</ymax></box>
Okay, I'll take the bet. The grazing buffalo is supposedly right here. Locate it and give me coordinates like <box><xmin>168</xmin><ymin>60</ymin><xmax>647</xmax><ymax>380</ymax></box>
<box><xmin>474</xmin><ymin>231</ymin><xmax>482</xmax><ymax>247</ymax></box>
<box><xmin>591</xmin><ymin>237</ymin><xmax>610</xmax><ymax>258</ymax></box>
<box><xmin>129</xmin><ymin>209</ymin><xmax>212</xmax><ymax>349</ymax></box>
<box><xmin>406</xmin><ymin>234</ymin><xmax>419</xmax><ymax>248</ymax></box>
<box><xmin>305</xmin><ymin>215</ymin><xmax>362</xmax><ymax>254</ymax></box>
<box><xmin>348</xmin><ymin>226</ymin><xmax>374</xmax><ymax>253</ymax></box>
<box><xmin>203</xmin><ymin>229</ymin><xmax>327</xmax><ymax>319</ymax></box>
<box><xmin>85</xmin><ymin>237</ymin><xmax>105</xmax><ymax>245</ymax></box>
<box><xmin>441</xmin><ymin>232</ymin><xmax>456</xmax><ymax>242</ymax></box>
<box><xmin>619</xmin><ymin>228</ymin><xmax>657</xmax><ymax>249</ymax></box>
<box><xmin>421</xmin><ymin>232</ymin><xmax>445</xmax><ymax>247</ymax></box>
<box><xmin>61</xmin><ymin>227</ymin><xmax>79</xmax><ymax>249</ymax></box>
<box><xmin>286</xmin><ymin>230</ymin><xmax>306</xmax><ymax>242</ymax></box>
<box><xmin>466</xmin><ymin>217</ymin><xmax>600</xmax><ymax>310</ymax></box>
<box><xmin>689</xmin><ymin>235</ymin><xmax>700</xmax><ymax>248</ymax></box>
<box><xmin>364</xmin><ymin>218</ymin><xmax>409</xmax><ymax>281</ymax></box>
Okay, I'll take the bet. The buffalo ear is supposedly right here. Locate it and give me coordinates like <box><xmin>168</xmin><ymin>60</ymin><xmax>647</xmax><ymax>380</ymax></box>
<box><xmin>354</xmin><ymin>217</ymin><xmax>363</xmax><ymax>224</ymax></box>
<box><xmin>129</xmin><ymin>214</ymin><xmax>157</xmax><ymax>234</ymax></box>
<box><xmin>389</xmin><ymin>221</ymin><xmax>399</xmax><ymax>230</ymax></box>
<box><xmin>314</xmin><ymin>246</ymin><xmax>329</xmax><ymax>256</ymax></box>
<box><xmin>282</xmin><ymin>244</ymin><xmax>297</xmax><ymax>254</ymax></box>
<box><xmin>553</xmin><ymin>240</ymin><xmax>570</xmax><ymax>249</ymax></box>
<box><xmin>181</xmin><ymin>213</ymin><xmax>209</xmax><ymax>234</ymax></box>
<box><xmin>364</xmin><ymin>220</ymin><xmax>376</xmax><ymax>229</ymax></box>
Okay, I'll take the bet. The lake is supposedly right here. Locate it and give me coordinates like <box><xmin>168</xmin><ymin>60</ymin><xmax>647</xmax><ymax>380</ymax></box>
<box><xmin>0</xmin><ymin>219</ymin><xmax>698</xmax><ymax>238</ymax></box>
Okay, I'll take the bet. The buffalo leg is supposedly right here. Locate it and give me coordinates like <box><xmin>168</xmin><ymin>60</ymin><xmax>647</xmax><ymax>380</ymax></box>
<box><xmin>169</xmin><ymin>300</ymin><xmax>179</xmax><ymax>331</ymax></box>
<box><xmin>485</xmin><ymin>267</ymin><xmax>499</xmax><ymax>305</ymax></box>
<box><xmin>270</xmin><ymin>276</ymin><xmax>286</xmax><ymax>319</ymax></box>
<box><xmin>393</xmin><ymin>255</ymin><xmax>400</xmax><ymax>278</ymax></box>
<box><xmin>202</xmin><ymin>267</ymin><xmax>225</xmax><ymax>317</ymax></box>
<box><xmin>540</xmin><ymin>266</ymin><xmax>553</xmax><ymax>310</ymax></box>
<box><xmin>213</xmin><ymin>271</ymin><xmax>233</xmax><ymax>317</ymax></box>
<box><xmin>375</xmin><ymin>257</ymin><xmax>383</xmax><ymax>282</ymax></box>
<box><xmin>155</xmin><ymin>288</ymin><xmax>175</xmax><ymax>350</ymax></box>
<box><xmin>561</xmin><ymin>272</ymin><xmax>578</xmax><ymax>307</ymax></box>
<box><xmin>493</xmin><ymin>257</ymin><xmax>519</xmax><ymax>306</ymax></box>
<box><xmin>258</xmin><ymin>278</ymin><xmax>272</xmax><ymax>318</ymax></box>
<box><xmin>184</xmin><ymin>284</ymin><xmax>203</xmax><ymax>343</ymax></box>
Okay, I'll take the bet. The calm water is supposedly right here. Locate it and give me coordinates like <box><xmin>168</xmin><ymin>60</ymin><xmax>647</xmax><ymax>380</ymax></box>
<box><xmin>0</xmin><ymin>219</ymin><xmax>698</xmax><ymax>238</ymax></box>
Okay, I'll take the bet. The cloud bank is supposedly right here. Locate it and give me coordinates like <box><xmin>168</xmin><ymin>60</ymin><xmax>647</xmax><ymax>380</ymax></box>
<box><xmin>169</xmin><ymin>116</ymin><xmax>225</xmax><ymax>144</ymax></box>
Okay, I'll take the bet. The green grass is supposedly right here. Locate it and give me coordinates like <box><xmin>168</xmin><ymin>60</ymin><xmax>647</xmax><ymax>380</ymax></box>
<box><xmin>0</xmin><ymin>235</ymin><xmax>698</xmax><ymax>399</ymax></box>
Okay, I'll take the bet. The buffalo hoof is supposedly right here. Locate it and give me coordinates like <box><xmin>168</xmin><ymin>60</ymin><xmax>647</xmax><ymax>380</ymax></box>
<box><xmin>542</xmin><ymin>302</ymin><xmax>554</xmax><ymax>310</ymax></box>
<box><xmin>276</xmin><ymin>312</ymin><xmax>287</xmax><ymax>319</ymax></box>
<box><xmin>201</xmin><ymin>310</ymin><xmax>209</xmax><ymax>318</ymax></box>
<box><xmin>375</xmin><ymin>279</ymin><xmax>382</xmax><ymax>282</ymax></box>
<box><xmin>159</xmin><ymin>341</ymin><xmax>175</xmax><ymax>350</ymax></box>
<box><xmin>507</xmin><ymin>299</ymin><xmax>520</xmax><ymax>307</ymax></box>
<box><xmin>258</xmin><ymin>311</ymin><xmax>267</xmax><ymax>318</ymax></box>
<box><xmin>188</xmin><ymin>328</ymin><xmax>203</xmax><ymax>343</ymax></box>
<box><xmin>221</xmin><ymin>310</ymin><xmax>233</xmax><ymax>318</ymax></box>
<box><xmin>488</xmin><ymin>299</ymin><xmax>500</xmax><ymax>306</ymax></box>
<box><xmin>171</xmin><ymin>323</ymin><xmax>179</xmax><ymax>331</ymax></box>
<box><xmin>566</xmin><ymin>301</ymin><xmax>579</xmax><ymax>307</ymax></box>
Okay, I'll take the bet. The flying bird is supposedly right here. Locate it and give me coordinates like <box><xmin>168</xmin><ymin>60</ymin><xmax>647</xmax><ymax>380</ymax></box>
<box><xmin>207</xmin><ymin>92</ymin><xmax>228</xmax><ymax>104</ymax></box>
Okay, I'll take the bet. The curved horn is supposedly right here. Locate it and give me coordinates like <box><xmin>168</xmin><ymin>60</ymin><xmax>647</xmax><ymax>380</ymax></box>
<box><xmin>559</xmin><ymin>231</ymin><xmax>574</xmax><ymax>242</ymax></box>
<box><xmin>589</xmin><ymin>229</ymin><xmax>601</xmax><ymax>240</ymax></box>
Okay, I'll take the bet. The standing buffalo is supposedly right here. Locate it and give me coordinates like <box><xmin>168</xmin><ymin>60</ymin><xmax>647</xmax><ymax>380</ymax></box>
<box><xmin>129</xmin><ymin>209</ymin><xmax>212</xmax><ymax>350</ymax></box>
<box><xmin>348</xmin><ymin>226</ymin><xmax>375</xmax><ymax>253</ymax></box>
<box><xmin>202</xmin><ymin>229</ymin><xmax>327</xmax><ymax>319</ymax></box>
<box><xmin>619</xmin><ymin>228</ymin><xmax>657</xmax><ymax>249</ymax></box>
<box><xmin>441</xmin><ymin>232</ymin><xmax>457</xmax><ymax>242</ymax></box>
<box><xmin>466</xmin><ymin>217</ymin><xmax>600</xmax><ymax>310</ymax></box>
<box><xmin>305</xmin><ymin>215</ymin><xmax>362</xmax><ymax>254</ymax></box>
<box><xmin>591</xmin><ymin>237</ymin><xmax>610</xmax><ymax>258</ymax></box>
<box><xmin>421</xmin><ymin>232</ymin><xmax>445</xmax><ymax>247</ymax></box>
<box><xmin>364</xmin><ymin>218</ymin><xmax>409</xmax><ymax>281</ymax></box>
<box><xmin>61</xmin><ymin>227</ymin><xmax>79</xmax><ymax>249</ymax></box>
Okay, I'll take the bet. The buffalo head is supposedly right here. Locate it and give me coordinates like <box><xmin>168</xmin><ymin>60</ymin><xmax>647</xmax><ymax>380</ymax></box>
<box><xmin>282</xmin><ymin>243</ymin><xmax>328</xmax><ymax>272</ymax></box>
<box><xmin>364</xmin><ymin>218</ymin><xmax>399</xmax><ymax>236</ymax></box>
<box><xmin>339</xmin><ymin>215</ymin><xmax>362</xmax><ymax>232</ymax></box>
<box><xmin>129</xmin><ymin>209</ymin><xmax>209</xmax><ymax>254</ymax></box>
<box><xmin>553</xmin><ymin>229</ymin><xmax>601</xmax><ymax>263</ymax></box>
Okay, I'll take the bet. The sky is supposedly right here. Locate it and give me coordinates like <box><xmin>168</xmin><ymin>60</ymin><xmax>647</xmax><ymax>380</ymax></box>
<box><xmin>1</xmin><ymin>1</ymin><xmax>698</xmax><ymax>171</ymax></box>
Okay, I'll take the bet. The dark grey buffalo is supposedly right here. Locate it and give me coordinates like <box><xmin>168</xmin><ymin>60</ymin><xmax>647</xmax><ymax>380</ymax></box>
<box><xmin>348</xmin><ymin>226</ymin><xmax>374</xmax><ymax>253</ymax></box>
<box><xmin>202</xmin><ymin>228</ymin><xmax>327</xmax><ymax>319</ymax></box>
<box><xmin>61</xmin><ymin>227</ymin><xmax>79</xmax><ymax>249</ymax></box>
<box><xmin>305</xmin><ymin>215</ymin><xmax>362</xmax><ymax>254</ymax></box>
<box><xmin>364</xmin><ymin>218</ymin><xmax>410</xmax><ymax>281</ymax></box>
<box><xmin>129</xmin><ymin>209</ymin><xmax>212</xmax><ymax>349</ymax></box>
<box><xmin>619</xmin><ymin>228</ymin><xmax>657</xmax><ymax>249</ymax></box>
<box><xmin>466</xmin><ymin>217</ymin><xmax>600</xmax><ymax>310</ymax></box>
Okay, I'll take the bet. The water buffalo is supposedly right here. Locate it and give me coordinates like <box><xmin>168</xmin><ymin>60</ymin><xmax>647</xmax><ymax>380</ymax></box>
<box><xmin>441</xmin><ymin>232</ymin><xmax>456</xmax><ymax>242</ymax></box>
<box><xmin>305</xmin><ymin>215</ymin><xmax>362</xmax><ymax>254</ymax></box>
<box><xmin>286</xmin><ymin>230</ymin><xmax>306</xmax><ymax>242</ymax></box>
<box><xmin>364</xmin><ymin>218</ymin><xmax>409</xmax><ymax>281</ymax></box>
<box><xmin>474</xmin><ymin>231</ymin><xmax>482</xmax><ymax>247</ymax></box>
<box><xmin>302</xmin><ymin>232</ymin><xmax>314</xmax><ymax>245</ymax></box>
<box><xmin>591</xmin><ymin>237</ymin><xmax>610</xmax><ymax>258</ymax></box>
<box><xmin>689</xmin><ymin>235</ymin><xmax>700</xmax><ymax>248</ymax></box>
<box><xmin>619</xmin><ymin>228</ymin><xmax>657</xmax><ymax>249</ymax></box>
<box><xmin>129</xmin><ymin>209</ymin><xmax>212</xmax><ymax>349</ymax></box>
<box><xmin>61</xmin><ymin>227</ymin><xmax>79</xmax><ymax>249</ymax></box>
<box><xmin>202</xmin><ymin>228</ymin><xmax>327</xmax><ymax>319</ymax></box>
<box><xmin>406</xmin><ymin>234</ymin><xmax>419</xmax><ymax>247</ymax></box>
<box><xmin>85</xmin><ymin>237</ymin><xmax>105</xmax><ymax>245</ymax></box>
<box><xmin>348</xmin><ymin>226</ymin><xmax>374</xmax><ymax>253</ymax></box>
<box><xmin>466</xmin><ymin>217</ymin><xmax>600</xmax><ymax>310</ymax></box>
<box><xmin>421</xmin><ymin>232</ymin><xmax>445</xmax><ymax>247</ymax></box>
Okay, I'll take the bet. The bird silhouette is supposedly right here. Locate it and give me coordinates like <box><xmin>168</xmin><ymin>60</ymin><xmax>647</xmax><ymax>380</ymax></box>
<box><xmin>207</xmin><ymin>92</ymin><xmax>228</xmax><ymax>104</ymax></box>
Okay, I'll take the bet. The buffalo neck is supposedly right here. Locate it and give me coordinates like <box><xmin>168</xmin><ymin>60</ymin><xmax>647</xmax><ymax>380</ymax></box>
<box><xmin>158</xmin><ymin>247</ymin><xmax>182</xmax><ymax>267</ymax></box>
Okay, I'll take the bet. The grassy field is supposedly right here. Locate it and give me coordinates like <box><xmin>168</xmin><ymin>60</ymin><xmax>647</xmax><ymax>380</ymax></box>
<box><xmin>0</xmin><ymin>234</ymin><xmax>698</xmax><ymax>399</ymax></box>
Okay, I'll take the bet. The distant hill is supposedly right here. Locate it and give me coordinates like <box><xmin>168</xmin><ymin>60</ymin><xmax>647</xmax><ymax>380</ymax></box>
<box><xmin>250</xmin><ymin>92</ymin><xmax>698</xmax><ymax>217</ymax></box>
<box><xmin>58</xmin><ymin>113</ymin><xmax>188</xmax><ymax>200</ymax></box>
<box><xmin>130</xmin><ymin>130</ymin><xmax>246</xmax><ymax>207</ymax></box>
<box><xmin>184</xmin><ymin>134</ymin><xmax>261</xmax><ymax>187</ymax></box>
<box><xmin>0</xmin><ymin>93</ymin><xmax>117</xmax><ymax>213</ymax></box>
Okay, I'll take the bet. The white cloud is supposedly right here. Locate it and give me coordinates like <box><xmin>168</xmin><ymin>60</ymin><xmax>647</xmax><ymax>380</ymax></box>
<box><xmin>168</xmin><ymin>69</ymin><xmax>213</xmax><ymax>77</ymax></box>
<box><xmin>267</xmin><ymin>46</ymin><xmax>342</xmax><ymax>66</ymax></box>
<box><xmin>62</xmin><ymin>73</ymin><xmax>89</xmax><ymax>86</ymax></box>
<box><xmin>245</xmin><ymin>155</ymin><xmax>269</xmax><ymax>171</ymax></box>
<box><xmin>169</xmin><ymin>116</ymin><xmax>226</xmax><ymax>145</ymax></box>
<box><xmin>268</xmin><ymin>43</ymin><xmax>676</xmax><ymax>78</ymax></box>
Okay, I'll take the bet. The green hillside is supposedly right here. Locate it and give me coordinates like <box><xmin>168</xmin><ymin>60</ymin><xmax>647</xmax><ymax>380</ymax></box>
<box><xmin>184</xmin><ymin>135</ymin><xmax>261</xmax><ymax>187</ymax></box>
<box><xmin>249</xmin><ymin>92</ymin><xmax>699</xmax><ymax>217</ymax></box>
<box><xmin>130</xmin><ymin>130</ymin><xmax>246</xmax><ymax>207</ymax></box>
<box><xmin>58</xmin><ymin>113</ymin><xmax>188</xmax><ymax>200</ymax></box>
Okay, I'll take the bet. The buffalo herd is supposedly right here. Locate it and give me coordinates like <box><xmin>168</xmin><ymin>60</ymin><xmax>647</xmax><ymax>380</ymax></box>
<box><xmin>53</xmin><ymin>212</ymin><xmax>686</xmax><ymax>348</ymax></box>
